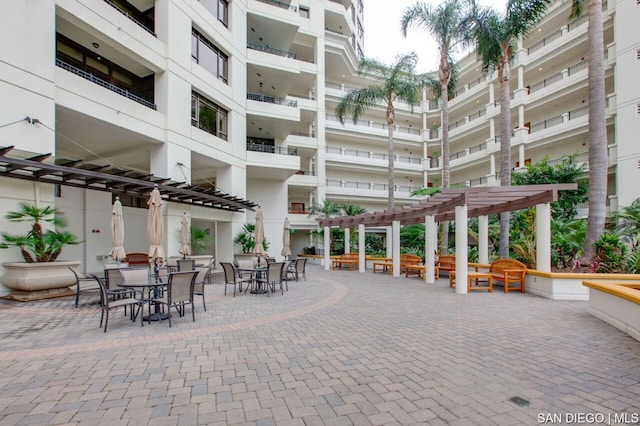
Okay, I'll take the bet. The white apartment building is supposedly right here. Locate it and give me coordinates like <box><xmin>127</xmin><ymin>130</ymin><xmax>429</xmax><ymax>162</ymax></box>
<box><xmin>0</xmin><ymin>0</ymin><xmax>638</xmax><ymax>295</ymax></box>
<box><xmin>0</xmin><ymin>0</ymin><xmax>365</xmax><ymax>290</ymax></box>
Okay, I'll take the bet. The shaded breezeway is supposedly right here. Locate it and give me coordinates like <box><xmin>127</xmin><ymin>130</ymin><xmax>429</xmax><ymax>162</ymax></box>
<box><xmin>0</xmin><ymin>265</ymin><xmax>638</xmax><ymax>425</ymax></box>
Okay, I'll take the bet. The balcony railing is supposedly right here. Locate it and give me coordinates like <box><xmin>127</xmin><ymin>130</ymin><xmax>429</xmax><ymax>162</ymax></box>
<box><xmin>325</xmin><ymin>146</ymin><xmax>422</xmax><ymax>164</ymax></box>
<box><xmin>529</xmin><ymin>71</ymin><xmax>564</xmax><ymax>94</ymax></box>
<box><xmin>530</xmin><ymin>105</ymin><xmax>590</xmax><ymax>133</ymax></box>
<box><xmin>246</xmin><ymin>143</ymin><xmax>298</xmax><ymax>155</ymax></box>
<box><xmin>56</xmin><ymin>59</ymin><xmax>156</xmax><ymax>110</ymax></box>
<box><xmin>527</xmin><ymin>1</ymin><xmax>607</xmax><ymax>55</ymax></box>
<box><xmin>450</xmin><ymin>142</ymin><xmax>487</xmax><ymax>160</ymax></box>
<box><xmin>326</xmin><ymin>114</ymin><xmax>421</xmax><ymax>135</ymax></box>
<box><xmin>255</xmin><ymin>0</ymin><xmax>297</xmax><ymax>11</ymax></box>
<box><xmin>247</xmin><ymin>42</ymin><xmax>297</xmax><ymax>59</ymax></box>
<box><xmin>326</xmin><ymin>179</ymin><xmax>420</xmax><ymax>193</ymax></box>
<box><xmin>294</xmin><ymin>170</ymin><xmax>315</xmax><ymax>176</ymax></box>
<box><xmin>104</xmin><ymin>0</ymin><xmax>155</xmax><ymax>35</ymax></box>
<box><xmin>448</xmin><ymin>108</ymin><xmax>485</xmax><ymax>131</ymax></box>
<box><xmin>247</xmin><ymin>93</ymin><xmax>297</xmax><ymax>107</ymax></box>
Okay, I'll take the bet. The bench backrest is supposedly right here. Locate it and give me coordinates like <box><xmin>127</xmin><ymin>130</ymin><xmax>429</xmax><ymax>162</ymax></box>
<box><xmin>400</xmin><ymin>254</ymin><xmax>422</xmax><ymax>265</ymax></box>
<box><xmin>490</xmin><ymin>258</ymin><xmax>527</xmax><ymax>273</ymax></box>
<box><xmin>340</xmin><ymin>253</ymin><xmax>359</xmax><ymax>260</ymax></box>
<box><xmin>438</xmin><ymin>255</ymin><xmax>455</xmax><ymax>266</ymax></box>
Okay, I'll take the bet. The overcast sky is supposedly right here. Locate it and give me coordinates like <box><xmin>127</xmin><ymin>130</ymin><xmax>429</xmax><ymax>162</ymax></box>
<box><xmin>363</xmin><ymin>0</ymin><xmax>507</xmax><ymax>73</ymax></box>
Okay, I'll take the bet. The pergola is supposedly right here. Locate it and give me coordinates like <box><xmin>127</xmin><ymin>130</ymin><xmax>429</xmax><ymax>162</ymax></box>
<box><xmin>318</xmin><ymin>184</ymin><xmax>578</xmax><ymax>293</ymax></box>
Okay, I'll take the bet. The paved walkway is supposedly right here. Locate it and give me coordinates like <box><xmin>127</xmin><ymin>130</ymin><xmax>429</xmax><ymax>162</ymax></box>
<box><xmin>0</xmin><ymin>265</ymin><xmax>638</xmax><ymax>425</ymax></box>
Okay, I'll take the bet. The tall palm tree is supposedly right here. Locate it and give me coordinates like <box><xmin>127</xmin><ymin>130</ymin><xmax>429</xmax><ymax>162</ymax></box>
<box><xmin>570</xmin><ymin>0</ymin><xmax>607</xmax><ymax>261</ymax></box>
<box><xmin>335</xmin><ymin>53</ymin><xmax>435</xmax><ymax>209</ymax></box>
<box><xmin>401</xmin><ymin>0</ymin><xmax>475</xmax><ymax>253</ymax></box>
<box><xmin>472</xmin><ymin>0</ymin><xmax>550</xmax><ymax>257</ymax></box>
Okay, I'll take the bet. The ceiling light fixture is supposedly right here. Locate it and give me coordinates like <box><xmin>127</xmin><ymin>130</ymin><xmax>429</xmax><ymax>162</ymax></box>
<box><xmin>92</xmin><ymin>42</ymin><xmax>100</xmax><ymax>48</ymax></box>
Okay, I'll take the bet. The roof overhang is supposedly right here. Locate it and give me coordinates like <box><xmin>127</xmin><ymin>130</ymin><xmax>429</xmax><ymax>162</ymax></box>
<box><xmin>0</xmin><ymin>146</ymin><xmax>258</xmax><ymax>212</ymax></box>
<box><xmin>318</xmin><ymin>184</ymin><xmax>578</xmax><ymax>227</ymax></box>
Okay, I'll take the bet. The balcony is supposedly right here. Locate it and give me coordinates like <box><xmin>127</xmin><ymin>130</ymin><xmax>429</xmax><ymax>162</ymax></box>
<box><xmin>326</xmin><ymin>179</ymin><xmax>421</xmax><ymax>198</ymax></box>
<box><xmin>56</xmin><ymin>59</ymin><xmax>156</xmax><ymax>110</ymax></box>
<box><xmin>247</xmin><ymin>42</ymin><xmax>297</xmax><ymax>59</ymax></box>
<box><xmin>247</xmin><ymin>93</ymin><xmax>297</xmax><ymax>107</ymax></box>
<box><xmin>255</xmin><ymin>0</ymin><xmax>297</xmax><ymax>11</ymax></box>
<box><xmin>103</xmin><ymin>0</ymin><xmax>155</xmax><ymax>36</ymax></box>
<box><xmin>325</xmin><ymin>114</ymin><xmax>421</xmax><ymax>142</ymax></box>
<box><xmin>325</xmin><ymin>146</ymin><xmax>422</xmax><ymax>172</ymax></box>
<box><xmin>448</xmin><ymin>108</ymin><xmax>486</xmax><ymax>132</ymax></box>
<box><xmin>530</xmin><ymin>105</ymin><xmax>588</xmax><ymax>134</ymax></box>
<box><xmin>247</xmin><ymin>142</ymin><xmax>298</xmax><ymax>156</ymax></box>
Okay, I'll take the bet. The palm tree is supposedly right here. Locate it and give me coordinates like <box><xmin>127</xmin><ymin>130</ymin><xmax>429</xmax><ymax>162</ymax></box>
<box><xmin>309</xmin><ymin>199</ymin><xmax>343</xmax><ymax>253</ymax></box>
<box><xmin>340</xmin><ymin>203</ymin><xmax>367</xmax><ymax>217</ymax></box>
<box><xmin>569</xmin><ymin>0</ymin><xmax>607</xmax><ymax>261</ymax></box>
<box><xmin>335</xmin><ymin>53</ymin><xmax>435</xmax><ymax>209</ymax></box>
<box><xmin>401</xmin><ymin>0</ymin><xmax>475</xmax><ymax>253</ymax></box>
<box><xmin>472</xmin><ymin>0</ymin><xmax>550</xmax><ymax>257</ymax></box>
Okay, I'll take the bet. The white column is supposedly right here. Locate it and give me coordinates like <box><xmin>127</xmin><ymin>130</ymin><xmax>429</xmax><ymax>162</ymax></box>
<box><xmin>519</xmin><ymin>144</ymin><xmax>525</xmax><ymax>168</ymax></box>
<box><xmin>518</xmin><ymin>105</ymin><xmax>525</xmax><ymax>128</ymax></box>
<box><xmin>478</xmin><ymin>215</ymin><xmax>489</xmax><ymax>264</ymax></box>
<box><xmin>490</xmin><ymin>154</ymin><xmax>496</xmax><ymax>175</ymax></box>
<box><xmin>536</xmin><ymin>203</ymin><xmax>551</xmax><ymax>272</ymax></box>
<box><xmin>358</xmin><ymin>224</ymin><xmax>365</xmax><ymax>273</ymax></box>
<box><xmin>386</xmin><ymin>226</ymin><xmax>392</xmax><ymax>258</ymax></box>
<box><xmin>455</xmin><ymin>205</ymin><xmax>468</xmax><ymax>294</ymax></box>
<box><xmin>425</xmin><ymin>215</ymin><xmax>436</xmax><ymax>283</ymax></box>
<box><xmin>392</xmin><ymin>221</ymin><xmax>401</xmax><ymax>277</ymax></box>
<box><xmin>344</xmin><ymin>228</ymin><xmax>350</xmax><ymax>254</ymax></box>
<box><xmin>324</xmin><ymin>226</ymin><xmax>331</xmax><ymax>270</ymax></box>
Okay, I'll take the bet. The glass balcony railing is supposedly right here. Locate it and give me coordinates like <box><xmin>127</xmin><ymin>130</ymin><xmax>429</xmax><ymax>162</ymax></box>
<box><xmin>246</xmin><ymin>143</ymin><xmax>298</xmax><ymax>156</ymax></box>
<box><xmin>247</xmin><ymin>42</ymin><xmax>297</xmax><ymax>59</ymax></box>
<box><xmin>247</xmin><ymin>93</ymin><xmax>297</xmax><ymax>107</ymax></box>
<box><xmin>255</xmin><ymin>0</ymin><xmax>297</xmax><ymax>11</ymax></box>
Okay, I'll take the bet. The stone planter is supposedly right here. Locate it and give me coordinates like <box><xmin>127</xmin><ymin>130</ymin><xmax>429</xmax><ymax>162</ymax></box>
<box><xmin>1</xmin><ymin>260</ymin><xmax>82</xmax><ymax>301</ymax></box>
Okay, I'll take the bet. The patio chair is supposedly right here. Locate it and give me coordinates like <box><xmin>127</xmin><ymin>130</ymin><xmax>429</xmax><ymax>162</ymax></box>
<box><xmin>149</xmin><ymin>271</ymin><xmax>198</xmax><ymax>327</ymax></box>
<box><xmin>204</xmin><ymin>258</ymin><xmax>216</xmax><ymax>283</ymax></box>
<box><xmin>281</xmin><ymin>260</ymin><xmax>293</xmax><ymax>292</ymax></box>
<box><xmin>220</xmin><ymin>262</ymin><xmax>251</xmax><ymax>296</ymax></box>
<box><xmin>91</xmin><ymin>275</ymin><xmax>143</xmax><ymax>332</ymax></box>
<box><xmin>104</xmin><ymin>267</ymin><xmax>136</xmax><ymax>301</ymax></box>
<box><xmin>177</xmin><ymin>259</ymin><xmax>196</xmax><ymax>271</ymax></box>
<box><xmin>193</xmin><ymin>267</ymin><xmax>208</xmax><ymax>311</ymax></box>
<box><xmin>69</xmin><ymin>267</ymin><xmax>100</xmax><ymax>308</ymax></box>
<box><xmin>293</xmin><ymin>258</ymin><xmax>307</xmax><ymax>281</ymax></box>
<box><xmin>257</xmin><ymin>262</ymin><xmax>286</xmax><ymax>296</ymax></box>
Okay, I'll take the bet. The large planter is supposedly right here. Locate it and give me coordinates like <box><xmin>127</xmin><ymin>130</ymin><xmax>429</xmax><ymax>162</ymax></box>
<box><xmin>526</xmin><ymin>270</ymin><xmax>640</xmax><ymax>300</ymax></box>
<box><xmin>1</xmin><ymin>260</ymin><xmax>81</xmax><ymax>301</ymax></box>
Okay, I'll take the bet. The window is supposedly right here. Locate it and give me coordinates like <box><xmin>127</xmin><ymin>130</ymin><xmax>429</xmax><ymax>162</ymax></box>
<box><xmin>192</xmin><ymin>91</ymin><xmax>228</xmax><ymax>140</ymax></box>
<box><xmin>199</xmin><ymin>0</ymin><xmax>228</xmax><ymax>27</ymax></box>
<box><xmin>192</xmin><ymin>29</ymin><xmax>229</xmax><ymax>83</ymax></box>
<box><xmin>299</xmin><ymin>6</ymin><xmax>310</xmax><ymax>18</ymax></box>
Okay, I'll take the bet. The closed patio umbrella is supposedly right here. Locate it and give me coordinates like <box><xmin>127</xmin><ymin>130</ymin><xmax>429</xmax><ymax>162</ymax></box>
<box><xmin>147</xmin><ymin>184</ymin><xmax>165</xmax><ymax>265</ymax></box>
<box><xmin>179</xmin><ymin>212</ymin><xmax>191</xmax><ymax>259</ymax></box>
<box><xmin>108</xmin><ymin>196</ymin><xmax>126</xmax><ymax>261</ymax></box>
<box><xmin>281</xmin><ymin>218</ymin><xmax>291</xmax><ymax>259</ymax></box>
<box><xmin>252</xmin><ymin>209</ymin><xmax>265</xmax><ymax>259</ymax></box>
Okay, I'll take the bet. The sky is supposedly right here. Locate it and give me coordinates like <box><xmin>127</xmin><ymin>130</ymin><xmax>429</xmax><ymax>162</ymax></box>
<box><xmin>363</xmin><ymin>0</ymin><xmax>507</xmax><ymax>74</ymax></box>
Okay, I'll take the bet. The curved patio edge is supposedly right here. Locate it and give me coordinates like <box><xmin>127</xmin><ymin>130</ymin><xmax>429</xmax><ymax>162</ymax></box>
<box><xmin>526</xmin><ymin>269</ymin><xmax>640</xmax><ymax>300</ymax></box>
<box><xmin>582</xmin><ymin>280</ymin><xmax>640</xmax><ymax>343</ymax></box>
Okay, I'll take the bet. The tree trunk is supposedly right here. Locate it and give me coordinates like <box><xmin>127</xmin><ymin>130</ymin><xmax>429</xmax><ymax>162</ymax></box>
<box><xmin>387</xmin><ymin>104</ymin><xmax>395</xmax><ymax>209</ymax></box>
<box><xmin>441</xmin><ymin>74</ymin><xmax>451</xmax><ymax>254</ymax></box>
<box><xmin>498</xmin><ymin>54</ymin><xmax>512</xmax><ymax>258</ymax></box>
<box><xmin>582</xmin><ymin>0</ymin><xmax>607</xmax><ymax>260</ymax></box>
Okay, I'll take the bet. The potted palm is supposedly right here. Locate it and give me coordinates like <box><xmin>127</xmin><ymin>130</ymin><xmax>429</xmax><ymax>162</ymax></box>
<box><xmin>0</xmin><ymin>203</ymin><xmax>82</xmax><ymax>301</ymax></box>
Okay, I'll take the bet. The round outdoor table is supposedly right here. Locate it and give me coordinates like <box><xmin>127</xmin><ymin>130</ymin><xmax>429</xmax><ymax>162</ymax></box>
<box><xmin>237</xmin><ymin>267</ymin><xmax>268</xmax><ymax>294</ymax></box>
<box><xmin>118</xmin><ymin>277</ymin><xmax>169</xmax><ymax>321</ymax></box>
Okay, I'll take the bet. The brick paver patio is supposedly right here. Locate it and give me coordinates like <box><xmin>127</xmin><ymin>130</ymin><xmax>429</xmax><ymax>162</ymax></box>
<box><xmin>0</xmin><ymin>264</ymin><xmax>638</xmax><ymax>425</ymax></box>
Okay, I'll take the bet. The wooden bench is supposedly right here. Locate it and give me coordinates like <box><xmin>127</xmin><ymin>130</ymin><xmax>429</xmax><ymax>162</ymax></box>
<box><xmin>331</xmin><ymin>253</ymin><xmax>359</xmax><ymax>271</ymax></box>
<box><xmin>435</xmin><ymin>255</ymin><xmax>455</xmax><ymax>279</ymax></box>
<box><xmin>400</xmin><ymin>254</ymin><xmax>423</xmax><ymax>277</ymax></box>
<box><xmin>474</xmin><ymin>259</ymin><xmax>527</xmax><ymax>293</ymax></box>
<box><xmin>373</xmin><ymin>261</ymin><xmax>393</xmax><ymax>274</ymax></box>
<box><xmin>372</xmin><ymin>254</ymin><xmax>423</xmax><ymax>277</ymax></box>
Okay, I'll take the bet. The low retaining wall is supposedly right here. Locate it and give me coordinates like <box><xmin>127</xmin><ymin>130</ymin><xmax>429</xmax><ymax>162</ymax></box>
<box><xmin>526</xmin><ymin>270</ymin><xmax>640</xmax><ymax>300</ymax></box>
<box><xmin>583</xmin><ymin>281</ymin><xmax>640</xmax><ymax>342</ymax></box>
